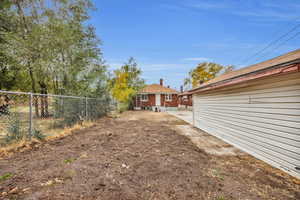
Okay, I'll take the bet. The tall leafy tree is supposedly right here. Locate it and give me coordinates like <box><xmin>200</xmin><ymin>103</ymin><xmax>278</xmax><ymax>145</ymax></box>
<box><xmin>0</xmin><ymin>0</ymin><xmax>109</xmax><ymax>117</ymax></box>
<box><xmin>184</xmin><ymin>62</ymin><xmax>223</xmax><ymax>88</ymax></box>
<box><xmin>109</xmin><ymin>58</ymin><xmax>144</xmax><ymax>110</ymax></box>
<box><xmin>184</xmin><ymin>62</ymin><xmax>234</xmax><ymax>89</ymax></box>
<box><xmin>0</xmin><ymin>0</ymin><xmax>11</xmax><ymax>43</ymax></box>
<box><xmin>0</xmin><ymin>0</ymin><xmax>25</xmax><ymax>91</ymax></box>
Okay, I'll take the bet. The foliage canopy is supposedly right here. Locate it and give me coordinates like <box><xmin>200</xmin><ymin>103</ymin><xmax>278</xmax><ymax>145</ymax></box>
<box><xmin>109</xmin><ymin>58</ymin><xmax>144</xmax><ymax>110</ymax></box>
<box><xmin>0</xmin><ymin>0</ymin><xmax>107</xmax><ymax>97</ymax></box>
<box><xmin>184</xmin><ymin>62</ymin><xmax>234</xmax><ymax>89</ymax></box>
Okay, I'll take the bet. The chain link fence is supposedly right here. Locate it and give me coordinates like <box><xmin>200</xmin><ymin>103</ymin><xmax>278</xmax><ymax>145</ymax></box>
<box><xmin>0</xmin><ymin>90</ymin><xmax>113</xmax><ymax>146</ymax></box>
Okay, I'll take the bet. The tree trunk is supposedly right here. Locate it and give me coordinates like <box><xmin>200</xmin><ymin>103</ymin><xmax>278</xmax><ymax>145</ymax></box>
<box><xmin>29</xmin><ymin>65</ymin><xmax>39</xmax><ymax>117</ymax></box>
<box><xmin>39</xmin><ymin>81</ymin><xmax>49</xmax><ymax>118</ymax></box>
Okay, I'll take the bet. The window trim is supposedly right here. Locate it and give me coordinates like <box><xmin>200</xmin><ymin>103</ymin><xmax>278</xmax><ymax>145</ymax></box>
<box><xmin>165</xmin><ymin>94</ymin><xmax>172</xmax><ymax>102</ymax></box>
<box><xmin>140</xmin><ymin>94</ymin><xmax>148</xmax><ymax>102</ymax></box>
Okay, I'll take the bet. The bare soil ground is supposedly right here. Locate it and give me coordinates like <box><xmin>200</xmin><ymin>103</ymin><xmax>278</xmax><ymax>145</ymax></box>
<box><xmin>0</xmin><ymin>111</ymin><xmax>299</xmax><ymax>200</ymax></box>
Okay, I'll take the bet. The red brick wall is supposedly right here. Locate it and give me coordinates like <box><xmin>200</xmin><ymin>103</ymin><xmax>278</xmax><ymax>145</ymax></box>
<box><xmin>134</xmin><ymin>94</ymin><xmax>178</xmax><ymax>107</ymax></box>
<box><xmin>161</xmin><ymin>94</ymin><xmax>178</xmax><ymax>107</ymax></box>
<box><xmin>178</xmin><ymin>94</ymin><xmax>193</xmax><ymax>107</ymax></box>
<box><xmin>133</xmin><ymin>94</ymin><xmax>155</xmax><ymax>107</ymax></box>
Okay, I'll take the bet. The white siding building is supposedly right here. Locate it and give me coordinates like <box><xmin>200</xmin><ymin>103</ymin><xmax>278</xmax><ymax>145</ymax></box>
<box><xmin>190</xmin><ymin>49</ymin><xmax>300</xmax><ymax>179</ymax></box>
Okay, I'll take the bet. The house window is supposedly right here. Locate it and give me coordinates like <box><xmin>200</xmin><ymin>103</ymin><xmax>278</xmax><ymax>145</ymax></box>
<box><xmin>165</xmin><ymin>94</ymin><xmax>172</xmax><ymax>101</ymax></box>
<box><xmin>141</xmin><ymin>94</ymin><xmax>148</xmax><ymax>101</ymax></box>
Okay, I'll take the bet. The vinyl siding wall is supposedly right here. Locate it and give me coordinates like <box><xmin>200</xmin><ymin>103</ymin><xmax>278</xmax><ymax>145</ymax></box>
<box><xmin>193</xmin><ymin>72</ymin><xmax>300</xmax><ymax>179</ymax></box>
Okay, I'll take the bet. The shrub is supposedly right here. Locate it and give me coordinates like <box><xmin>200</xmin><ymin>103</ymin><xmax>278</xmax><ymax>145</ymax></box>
<box><xmin>32</xmin><ymin>129</ymin><xmax>46</xmax><ymax>141</ymax></box>
<box><xmin>5</xmin><ymin>113</ymin><xmax>24</xmax><ymax>143</ymax></box>
<box><xmin>52</xmin><ymin>98</ymin><xmax>84</xmax><ymax>128</ymax></box>
<box><xmin>117</xmin><ymin>102</ymin><xmax>129</xmax><ymax>113</ymax></box>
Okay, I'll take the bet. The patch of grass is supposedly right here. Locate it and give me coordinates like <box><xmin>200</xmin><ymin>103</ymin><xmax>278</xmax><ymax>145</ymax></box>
<box><xmin>0</xmin><ymin>172</ymin><xmax>12</xmax><ymax>181</ymax></box>
<box><xmin>216</xmin><ymin>196</ymin><xmax>225</xmax><ymax>200</ymax></box>
<box><xmin>210</xmin><ymin>169</ymin><xmax>224</xmax><ymax>181</ymax></box>
<box><xmin>63</xmin><ymin>158</ymin><xmax>77</xmax><ymax>164</ymax></box>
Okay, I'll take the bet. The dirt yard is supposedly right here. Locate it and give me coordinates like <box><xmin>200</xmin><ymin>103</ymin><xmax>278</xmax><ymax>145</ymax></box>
<box><xmin>0</xmin><ymin>111</ymin><xmax>299</xmax><ymax>200</ymax></box>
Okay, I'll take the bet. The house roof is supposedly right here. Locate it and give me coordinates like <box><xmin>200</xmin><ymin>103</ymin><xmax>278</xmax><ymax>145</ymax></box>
<box><xmin>190</xmin><ymin>48</ymin><xmax>300</xmax><ymax>94</ymax></box>
<box><xmin>178</xmin><ymin>91</ymin><xmax>192</xmax><ymax>96</ymax></box>
<box><xmin>138</xmin><ymin>84</ymin><xmax>178</xmax><ymax>94</ymax></box>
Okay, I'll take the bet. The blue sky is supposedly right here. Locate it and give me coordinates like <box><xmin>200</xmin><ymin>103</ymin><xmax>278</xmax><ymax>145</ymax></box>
<box><xmin>89</xmin><ymin>0</ymin><xmax>300</xmax><ymax>90</ymax></box>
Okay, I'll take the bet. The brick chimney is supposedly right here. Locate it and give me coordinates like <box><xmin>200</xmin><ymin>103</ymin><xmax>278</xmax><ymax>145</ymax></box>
<box><xmin>160</xmin><ymin>78</ymin><xmax>163</xmax><ymax>86</ymax></box>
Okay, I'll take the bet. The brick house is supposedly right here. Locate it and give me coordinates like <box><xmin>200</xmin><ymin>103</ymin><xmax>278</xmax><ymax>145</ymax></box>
<box><xmin>133</xmin><ymin>79</ymin><xmax>178</xmax><ymax>111</ymax></box>
<box><xmin>178</xmin><ymin>91</ymin><xmax>193</xmax><ymax>110</ymax></box>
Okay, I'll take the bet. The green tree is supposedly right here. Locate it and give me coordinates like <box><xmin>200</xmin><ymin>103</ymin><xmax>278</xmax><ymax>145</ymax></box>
<box><xmin>184</xmin><ymin>62</ymin><xmax>234</xmax><ymax>89</ymax></box>
<box><xmin>0</xmin><ymin>0</ymin><xmax>24</xmax><ymax>91</ymax></box>
<box><xmin>185</xmin><ymin>62</ymin><xmax>224</xmax><ymax>88</ymax></box>
<box><xmin>0</xmin><ymin>0</ymin><xmax>11</xmax><ymax>43</ymax></box>
<box><xmin>0</xmin><ymin>0</ymin><xmax>109</xmax><ymax>117</ymax></box>
<box><xmin>109</xmin><ymin>58</ymin><xmax>144</xmax><ymax>111</ymax></box>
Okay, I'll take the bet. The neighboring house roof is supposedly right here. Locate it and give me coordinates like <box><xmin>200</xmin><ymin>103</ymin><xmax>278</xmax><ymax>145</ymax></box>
<box><xmin>190</xmin><ymin>48</ymin><xmax>300</xmax><ymax>94</ymax></box>
<box><xmin>138</xmin><ymin>84</ymin><xmax>178</xmax><ymax>94</ymax></box>
<box><xmin>178</xmin><ymin>91</ymin><xmax>192</xmax><ymax>96</ymax></box>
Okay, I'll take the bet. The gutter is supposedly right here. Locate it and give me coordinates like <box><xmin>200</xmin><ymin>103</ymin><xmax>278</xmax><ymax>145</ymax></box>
<box><xmin>189</xmin><ymin>58</ymin><xmax>300</xmax><ymax>94</ymax></box>
<box><xmin>137</xmin><ymin>92</ymin><xmax>178</xmax><ymax>95</ymax></box>
<box><xmin>178</xmin><ymin>92</ymin><xmax>192</xmax><ymax>96</ymax></box>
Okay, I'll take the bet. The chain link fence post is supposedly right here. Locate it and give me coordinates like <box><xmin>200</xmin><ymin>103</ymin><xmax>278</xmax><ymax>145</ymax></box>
<box><xmin>0</xmin><ymin>90</ymin><xmax>112</xmax><ymax>145</ymax></box>
<box><xmin>29</xmin><ymin>93</ymin><xmax>33</xmax><ymax>139</ymax></box>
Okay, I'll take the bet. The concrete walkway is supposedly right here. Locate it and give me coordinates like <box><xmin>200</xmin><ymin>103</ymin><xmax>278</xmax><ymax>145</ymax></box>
<box><xmin>167</xmin><ymin>110</ymin><xmax>193</xmax><ymax>124</ymax></box>
<box><xmin>167</xmin><ymin>110</ymin><xmax>244</xmax><ymax>157</ymax></box>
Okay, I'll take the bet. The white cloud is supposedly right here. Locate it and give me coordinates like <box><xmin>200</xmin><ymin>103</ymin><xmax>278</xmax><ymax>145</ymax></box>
<box><xmin>262</xmin><ymin>1</ymin><xmax>300</xmax><ymax>10</ymax></box>
<box><xmin>141</xmin><ymin>63</ymin><xmax>183</xmax><ymax>72</ymax></box>
<box><xmin>107</xmin><ymin>62</ymin><xmax>189</xmax><ymax>72</ymax></box>
<box><xmin>234</xmin><ymin>10</ymin><xmax>299</xmax><ymax>21</ymax></box>
<box><xmin>183</xmin><ymin>57</ymin><xmax>210</xmax><ymax>62</ymax></box>
<box><xmin>187</xmin><ymin>1</ymin><xmax>228</xmax><ymax>10</ymax></box>
<box><xmin>165</xmin><ymin>0</ymin><xmax>300</xmax><ymax>22</ymax></box>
